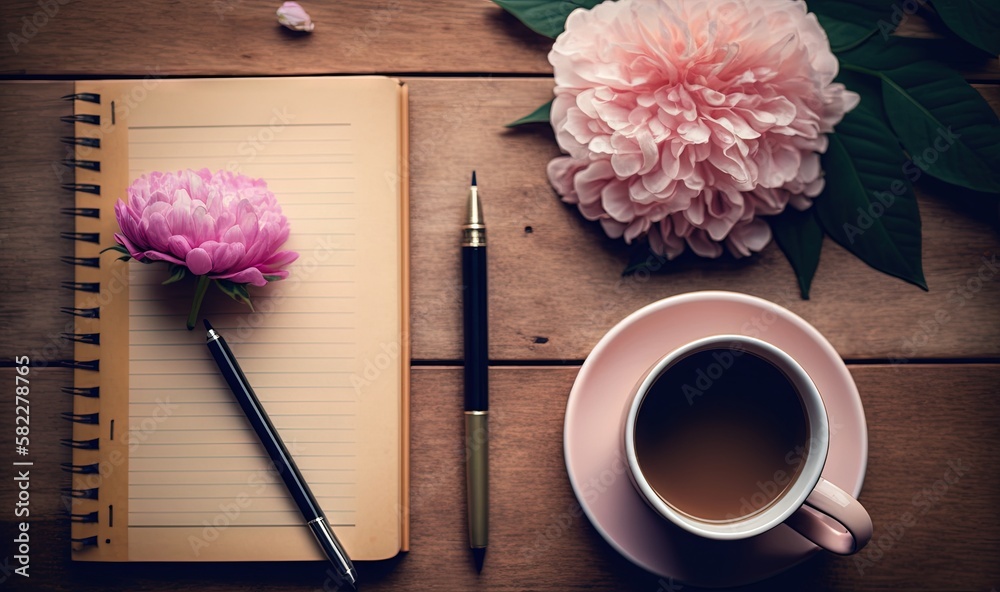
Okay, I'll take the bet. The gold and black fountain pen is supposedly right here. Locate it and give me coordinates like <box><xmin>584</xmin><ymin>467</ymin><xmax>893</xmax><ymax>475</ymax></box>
<box><xmin>462</xmin><ymin>171</ymin><xmax>489</xmax><ymax>572</ymax></box>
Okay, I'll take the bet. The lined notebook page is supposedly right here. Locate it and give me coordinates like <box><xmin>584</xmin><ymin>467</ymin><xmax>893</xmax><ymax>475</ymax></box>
<box><xmin>116</xmin><ymin>78</ymin><xmax>404</xmax><ymax>561</ymax></box>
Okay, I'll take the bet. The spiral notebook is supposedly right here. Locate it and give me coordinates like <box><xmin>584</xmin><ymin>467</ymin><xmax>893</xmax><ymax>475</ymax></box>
<box><xmin>61</xmin><ymin>77</ymin><xmax>409</xmax><ymax>562</ymax></box>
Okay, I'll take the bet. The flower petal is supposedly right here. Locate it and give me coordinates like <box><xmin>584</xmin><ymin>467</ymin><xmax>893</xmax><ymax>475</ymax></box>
<box><xmin>185</xmin><ymin>247</ymin><xmax>213</xmax><ymax>276</ymax></box>
<box><xmin>216</xmin><ymin>266</ymin><xmax>267</xmax><ymax>287</ymax></box>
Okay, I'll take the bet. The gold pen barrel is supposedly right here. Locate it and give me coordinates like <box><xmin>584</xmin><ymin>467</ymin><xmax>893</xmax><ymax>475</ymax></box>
<box><xmin>465</xmin><ymin>410</ymin><xmax>489</xmax><ymax>548</ymax></box>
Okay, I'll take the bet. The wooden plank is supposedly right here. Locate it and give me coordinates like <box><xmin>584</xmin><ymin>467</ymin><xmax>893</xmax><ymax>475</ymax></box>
<box><xmin>2</xmin><ymin>80</ymin><xmax>999</xmax><ymax>362</ymax></box>
<box><xmin>1</xmin><ymin>1</ymin><xmax>997</xmax><ymax>80</ymax></box>
<box><xmin>0</xmin><ymin>82</ymin><xmax>76</xmax><ymax>366</ymax></box>
<box><xmin>0</xmin><ymin>0</ymin><xmax>553</xmax><ymax>76</ymax></box>
<box><xmin>2</xmin><ymin>364</ymin><xmax>998</xmax><ymax>590</ymax></box>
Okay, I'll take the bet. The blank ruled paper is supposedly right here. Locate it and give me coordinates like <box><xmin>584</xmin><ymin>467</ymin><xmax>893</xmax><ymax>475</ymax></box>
<box><xmin>108</xmin><ymin>77</ymin><xmax>405</xmax><ymax>561</ymax></box>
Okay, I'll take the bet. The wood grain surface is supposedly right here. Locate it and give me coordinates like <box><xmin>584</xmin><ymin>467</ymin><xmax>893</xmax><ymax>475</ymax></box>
<box><xmin>1</xmin><ymin>2</ymin><xmax>999</xmax><ymax>590</ymax></box>
<box><xmin>1</xmin><ymin>366</ymin><xmax>997</xmax><ymax>591</ymax></box>
<box><xmin>0</xmin><ymin>0</ymin><xmax>554</xmax><ymax>76</ymax></box>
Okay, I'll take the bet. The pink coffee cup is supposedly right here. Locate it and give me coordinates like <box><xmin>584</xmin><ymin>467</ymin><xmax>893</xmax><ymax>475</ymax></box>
<box><xmin>622</xmin><ymin>335</ymin><xmax>873</xmax><ymax>555</ymax></box>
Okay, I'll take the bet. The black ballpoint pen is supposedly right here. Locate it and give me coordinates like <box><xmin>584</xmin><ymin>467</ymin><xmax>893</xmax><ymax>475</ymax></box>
<box><xmin>203</xmin><ymin>320</ymin><xmax>358</xmax><ymax>590</ymax></box>
<box><xmin>462</xmin><ymin>171</ymin><xmax>489</xmax><ymax>571</ymax></box>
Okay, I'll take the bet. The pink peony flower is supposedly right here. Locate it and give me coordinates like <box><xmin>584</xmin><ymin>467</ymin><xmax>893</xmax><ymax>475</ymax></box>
<box><xmin>115</xmin><ymin>169</ymin><xmax>298</xmax><ymax>287</ymax></box>
<box><xmin>546</xmin><ymin>0</ymin><xmax>859</xmax><ymax>258</ymax></box>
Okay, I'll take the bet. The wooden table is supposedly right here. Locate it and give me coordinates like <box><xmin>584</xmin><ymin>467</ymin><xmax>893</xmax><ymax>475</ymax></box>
<box><xmin>1</xmin><ymin>1</ymin><xmax>998</xmax><ymax>590</ymax></box>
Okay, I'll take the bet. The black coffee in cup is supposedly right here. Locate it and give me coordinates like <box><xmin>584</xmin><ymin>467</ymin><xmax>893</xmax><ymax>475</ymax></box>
<box><xmin>633</xmin><ymin>347</ymin><xmax>809</xmax><ymax>522</ymax></box>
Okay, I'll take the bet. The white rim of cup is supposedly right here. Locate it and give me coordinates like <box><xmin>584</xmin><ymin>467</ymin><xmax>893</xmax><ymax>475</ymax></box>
<box><xmin>623</xmin><ymin>334</ymin><xmax>830</xmax><ymax>540</ymax></box>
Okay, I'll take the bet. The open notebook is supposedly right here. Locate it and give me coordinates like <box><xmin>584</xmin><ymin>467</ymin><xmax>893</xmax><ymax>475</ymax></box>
<box><xmin>63</xmin><ymin>77</ymin><xmax>409</xmax><ymax>561</ymax></box>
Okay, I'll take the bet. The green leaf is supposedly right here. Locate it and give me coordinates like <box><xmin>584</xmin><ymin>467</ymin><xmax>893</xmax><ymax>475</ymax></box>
<box><xmin>806</xmin><ymin>0</ymin><xmax>896</xmax><ymax>53</ymax></box>
<box><xmin>506</xmin><ymin>100</ymin><xmax>552</xmax><ymax>127</ymax></box>
<box><xmin>214</xmin><ymin>280</ymin><xmax>255</xmax><ymax>311</ymax></box>
<box><xmin>815</xmin><ymin>13</ymin><xmax>878</xmax><ymax>53</ymax></box>
<box><xmin>813</xmin><ymin>107</ymin><xmax>927</xmax><ymax>290</ymax></box>
<box><xmin>262</xmin><ymin>274</ymin><xmax>283</xmax><ymax>282</ymax></box>
<box><xmin>116</xmin><ymin>255</ymin><xmax>131</xmax><ymax>262</ymax></box>
<box><xmin>836</xmin><ymin>34</ymin><xmax>997</xmax><ymax>81</ymax></box>
<box><xmin>101</xmin><ymin>244</ymin><xmax>130</xmax><ymax>256</ymax></box>
<box><xmin>768</xmin><ymin>207</ymin><xmax>824</xmax><ymax>300</ymax></box>
<box><xmin>492</xmin><ymin>0</ymin><xmax>603</xmax><ymax>38</ymax></box>
<box><xmin>838</xmin><ymin>35</ymin><xmax>951</xmax><ymax>70</ymax></box>
<box><xmin>162</xmin><ymin>264</ymin><xmax>188</xmax><ymax>285</ymax></box>
<box><xmin>930</xmin><ymin>0</ymin><xmax>1000</xmax><ymax>56</ymax></box>
<box><xmin>621</xmin><ymin>240</ymin><xmax>670</xmax><ymax>276</ymax></box>
<box><xmin>835</xmin><ymin>69</ymin><xmax>889</xmax><ymax>126</ymax></box>
<box><xmin>882</xmin><ymin>63</ymin><xmax>1000</xmax><ymax>193</ymax></box>
<box><xmin>840</xmin><ymin>38</ymin><xmax>1000</xmax><ymax>193</ymax></box>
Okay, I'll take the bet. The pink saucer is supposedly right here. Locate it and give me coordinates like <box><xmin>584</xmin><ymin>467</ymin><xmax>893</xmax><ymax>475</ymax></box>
<box><xmin>564</xmin><ymin>291</ymin><xmax>868</xmax><ymax>587</ymax></box>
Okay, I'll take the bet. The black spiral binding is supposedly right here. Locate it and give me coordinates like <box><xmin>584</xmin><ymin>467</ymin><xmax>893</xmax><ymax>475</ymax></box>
<box><xmin>61</xmin><ymin>184</ymin><xmax>101</xmax><ymax>195</ymax></box>
<box><xmin>62</xmin><ymin>92</ymin><xmax>100</xmax><ymax>104</ymax></box>
<box><xmin>63</xmin><ymin>93</ymin><xmax>104</xmax><ymax>541</ymax></box>
<box><xmin>59</xmin><ymin>360</ymin><xmax>100</xmax><ymax>371</ymax></box>
<box><xmin>61</xmin><ymin>256</ymin><xmax>100</xmax><ymax>268</ymax></box>
<box><xmin>60</xmin><ymin>113</ymin><xmax>100</xmax><ymax>125</ymax></box>
<box><xmin>60</xmin><ymin>232</ymin><xmax>100</xmax><ymax>244</ymax></box>
<box><xmin>60</xmin><ymin>438</ymin><xmax>100</xmax><ymax>450</ymax></box>
<box><xmin>61</xmin><ymin>281</ymin><xmax>100</xmax><ymax>293</ymax></box>
<box><xmin>62</xmin><ymin>332</ymin><xmax>100</xmax><ymax>345</ymax></box>
<box><xmin>61</xmin><ymin>136</ymin><xmax>101</xmax><ymax>148</ymax></box>
<box><xmin>62</xmin><ymin>462</ymin><xmax>100</xmax><ymax>474</ymax></box>
<box><xmin>71</xmin><ymin>536</ymin><xmax>99</xmax><ymax>550</ymax></box>
<box><xmin>62</xmin><ymin>158</ymin><xmax>101</xmax><ymax>172</ymax></box>
<box><xmin>63</xmin><ymin>486</ymin><xmax>99</xmax><ymax>499</ymax></box>
<box><xmin>62</xmin><ymin>386</ymin><xmax>99</xmax><ymax>398</ymax></box>
<box><xmin>61</xmin><ymin>207</ymin><xmax>101</xmax><ymax>218</ymax></box>
<box><xmin>70</xmin><ymin>511</ymin><xmax>99</xmax><ymax>523</ymax></box>
<box><xmin>60</xmin><ymin>306</ymin><xmax>100</xmax><ymax>318</ymax></box>
<box><xmin>61</xmin><ymin>412</ymin><xmax>100</xmax><ymax>424</ymax></box>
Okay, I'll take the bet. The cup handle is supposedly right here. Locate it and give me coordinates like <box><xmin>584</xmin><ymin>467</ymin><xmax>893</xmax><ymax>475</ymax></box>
<box><xmin>785</xmin><ymin>477</ymin><xmax>873</xmax><ymax>555</ymax></box>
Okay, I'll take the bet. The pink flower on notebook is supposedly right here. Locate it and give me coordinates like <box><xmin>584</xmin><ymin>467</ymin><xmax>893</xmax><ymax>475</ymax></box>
<box><xmin>111</xmin><ymin>168</ymin><xmax>299</xmax><ymax>329</ymax></box>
